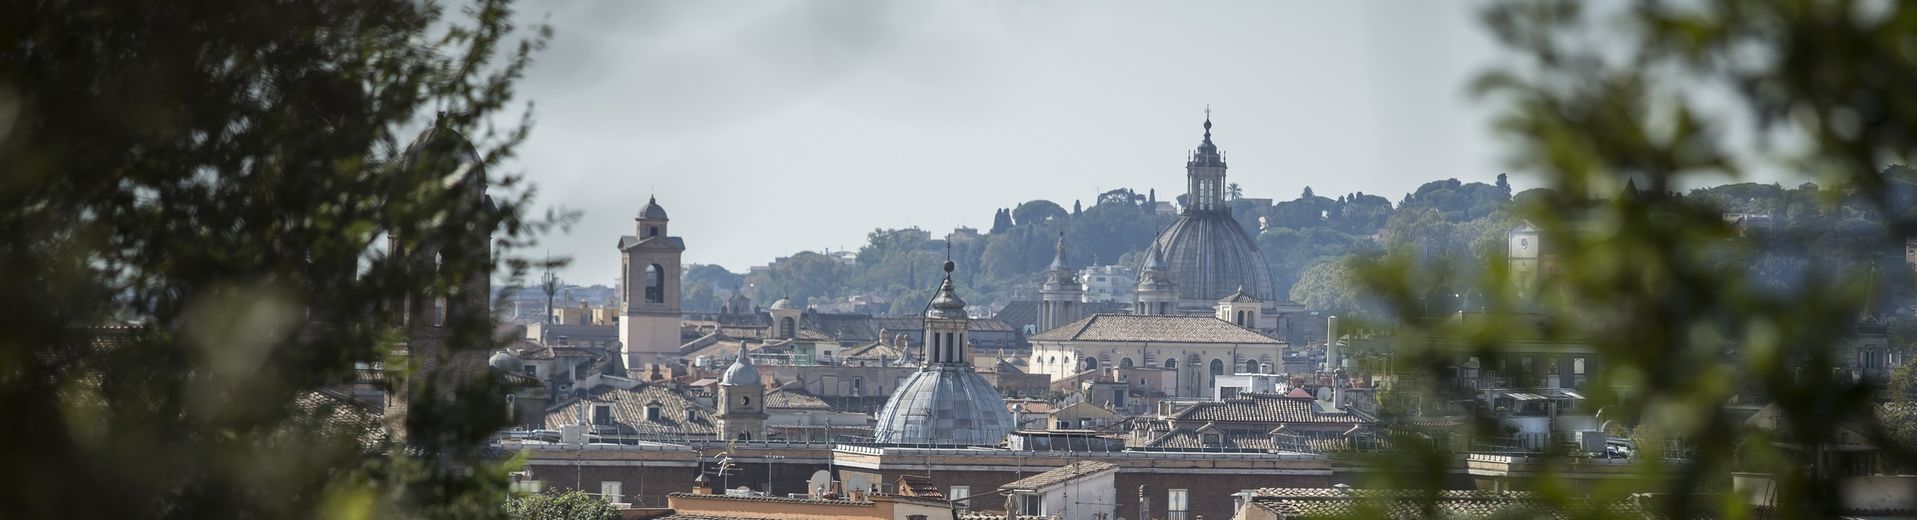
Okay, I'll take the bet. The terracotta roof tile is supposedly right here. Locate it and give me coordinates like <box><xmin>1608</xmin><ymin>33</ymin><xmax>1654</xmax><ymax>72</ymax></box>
<box><xmin>999</xmin><ymin>461</ymin><xmax>1118</xmax><ymax>491</ymax></box>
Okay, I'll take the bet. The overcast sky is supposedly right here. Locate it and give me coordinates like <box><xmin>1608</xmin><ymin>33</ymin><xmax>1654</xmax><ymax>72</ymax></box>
<box><xmin>508</xmin><ymin>1</ymin><xmax>1518</xmax><ymax>285</ymax></box>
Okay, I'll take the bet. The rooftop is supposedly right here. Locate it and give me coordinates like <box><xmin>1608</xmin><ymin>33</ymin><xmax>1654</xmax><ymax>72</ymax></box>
<box><xmin>999</xmin><ymin>461</ymin><xmax>1118</xmax><ymax>491</ymax></box>
<box><xmin>1028</xmin><ymin>314</ymin><xmax>1282</xmax><ymax>344</ymax></box>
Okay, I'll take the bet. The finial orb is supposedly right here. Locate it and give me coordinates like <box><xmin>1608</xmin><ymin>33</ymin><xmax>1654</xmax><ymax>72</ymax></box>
<box><xmin>943</xmin><ymin>260</ymin><xmax>955</xmax><ymax>273</ymax></box>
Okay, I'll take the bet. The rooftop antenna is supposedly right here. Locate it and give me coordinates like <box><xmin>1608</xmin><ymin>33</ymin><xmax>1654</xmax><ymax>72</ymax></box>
<box><xmin>540</xmin><ymin>251</ymin><xmax>559</xmax><ymax>326</ymax></box>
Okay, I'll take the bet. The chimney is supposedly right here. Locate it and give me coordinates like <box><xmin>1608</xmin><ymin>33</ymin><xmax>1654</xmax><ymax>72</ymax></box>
<box><xmin>1325</xmin><ymin>315</ymin><xmax>1340</xmax><ymax>374</ymax></box>
<box><xmin>693</xmin><ymin>474</ymin><xmax>712</xmax><ymax>495</ymax></box>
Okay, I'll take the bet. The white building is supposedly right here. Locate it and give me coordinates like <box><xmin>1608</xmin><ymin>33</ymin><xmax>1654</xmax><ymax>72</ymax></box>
<box><xmin>1078</xmin><ymin>265</ymin><xmax>1136</xmax><ymax>303</ymax></box>
<box><xmin>1001</xmin><ymin>461</ymin><xmax>1118</xmax><ymax>520</ymax></box>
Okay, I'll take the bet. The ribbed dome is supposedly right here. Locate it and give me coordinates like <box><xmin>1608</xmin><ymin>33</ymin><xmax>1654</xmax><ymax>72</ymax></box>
<box><xmin>871</xmin><ymin>365</ymin><xmax>1015</xmax><ymax>445</ymax></box>
<box><xmin>1144</xmin><ymin>212</ymin><xmax>1275</xmax><ymax>303</ymax></box>
<box><xmin>638</xmin><ymin>195</ymin><xmax>669</xmax><ymax>220</ymax></box>
<box><xmin>720</xmin><ymin>355</ymin><xmax>761</xmax><ymax>386</ymax></box>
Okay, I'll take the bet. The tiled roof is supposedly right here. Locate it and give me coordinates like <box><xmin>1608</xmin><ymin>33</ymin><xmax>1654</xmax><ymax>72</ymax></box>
<box><xmin>766</xmin><ymin>386</ymin><xmax>831</xmax><ymax>410</ymax></box>
<box><xmin>1027</xmin><ymin>314</ymin><xmax>1282</xmax><ymax>344</ymax></box>
<box><xmin>807</xmin><ymin>313</ymin><xmax>881</xmax><ymax>342</ymax></box>
<box><xmin>993</xmin><ymin>301</ymin><xmax>1039</xmax><ymax>331</ymax></box>
<box><xmin>540</xmin><ymin>384</ymin><xmax>716</xmax><ymax>437</ymax></box>
<box><xmin>999</xmin><ymin>461</ymin><xmax>1118</xmax><ymax>491</ymax></box>
<box><xmin>841</xmin><ymin>341</ymin><xmax>908</xmax><ymax>360</ymax></box>
<box><xmin>897</xmin><ymin>474</ymin><xmax>942</xmax><ymax>498</ymax></box>
<box><xmin>969</xmin><ymin>318</ymin><xmax>1016</xmax><ymax>332</ymax></box>
<box><xmin>292</xmin><ymin>389</ymin><xmax>385</xmax><ymax>448</ymax></box>
<box><xmin>1172</xmin><ymin>392</ymin><xmax>1375</xmax><ymax>424</ymax></box>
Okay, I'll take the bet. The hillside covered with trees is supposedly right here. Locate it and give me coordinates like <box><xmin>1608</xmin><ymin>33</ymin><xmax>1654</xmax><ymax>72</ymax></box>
<box><xmin>683</xmin><ymin>168</ymin><xmax>1917</xmax><ymax>320</ymax></box>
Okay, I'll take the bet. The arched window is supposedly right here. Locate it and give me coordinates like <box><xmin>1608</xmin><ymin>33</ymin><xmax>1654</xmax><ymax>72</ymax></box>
<box><xmin>647</xmin><ymin>225</ymin><xmax>660</xmax><ymax>238</ymax></box>
<box><xmin>644</xmin><ymin>264</ymin><xmax>665</xmax><ymax>303</ymax></box>
<box><xmin>1120</xmin><ymin>358</ymin><xmax>1135</xmax><ymax>369</ymax></box>
<box><xmin>1081</xmin><ymin>357</ymin><xmax>1099</xmax><ymax>372</ymax></box>
<box><xmin>780</xmin><ymin>317</ymin><xmax>796</xmax><ymax>339</ymax></box>
<box><xmin>1164</xmin><ymin>358</ymin><xmax>1177</xmax><ymax>370</ymax></box>
<box><xmin>1244</xmin><ymin>359</ymin><xmax>1260</xmax><ymax>374</ymax></box>
<box><xmin>1210</xmin><ymin>359</ymin><xmax>1225</xmax><ymax>377</ymax></box>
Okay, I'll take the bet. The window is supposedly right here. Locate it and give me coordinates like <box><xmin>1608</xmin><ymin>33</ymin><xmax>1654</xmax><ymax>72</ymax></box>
<box><xmin>600</xmin><ymin>481</ymin><xmax>622</xmax><ymax>503</ymax></box>
<box><xmin>780</xmin><ymin>317</ymin><xmax>796</xmax><ymax>339</ymax></box>
<box><xmin>1121</xmin><ymin>358</ymin><xmax>1135</xmax><ymax>369</ymax></box>
<box><xmin>686</xmin><ymin>409</ymin><xmax>698</xmax><ymax>422</ymax></box>
<box><xmin>1017</xmin><ymin>493</ymin><xmax>1043</xmax><ymax>516</ymax></box>
<box><xmin>644</xmin><ymin>264</ymin><xmax>665</xmax><ymax>303</ymax></box>
<box><xmin>1573</xmin><ymin>357</ymin><xmax>1588</xmax><ymax>390</ymax></box>
<box><xmin>1164</xmin><ymin>358</ymin><xmax>1177</xmax><ymax>370</ymax></box>
<box><xmin>522</xmin><ymin>364</ymin><xmax>537</xmax><ymax>377</ymax></box>
<box><xmin>647</xmin><ymin>225</ymin><xmax>659</xmax><ymax>238</ymax></box>
<box><xmin>950</xmin><ymin>486</ymin><xmax>971</xmax><ymax>512</ymax></box>
<box><xmin>592</xmin><ymin>404</ymin><xmax>613</xmax><ymax>426</ymax></box>
<box><xmin>644</xmin><ymin>404</ymin><xmax>661</xmax><ymax>422</ymax></box>
<box><xmin>851</xmin><ymin>377</ymin><xmax>864</xmax><ymax>396</ymax></box>
<box><xmin>737</xmin><ymin>432</ymin><xmax>752</xmax><ymax>441</ymax></box>
<box><xmin>1244</xmin><ymin>359</ymin><xmax>1260</xmax><ymax>373</ymax></box>
<box><xmin>1169</xmin><ymin>489</ymin><xmax>1190</xmax><ymax>520</ymax></box>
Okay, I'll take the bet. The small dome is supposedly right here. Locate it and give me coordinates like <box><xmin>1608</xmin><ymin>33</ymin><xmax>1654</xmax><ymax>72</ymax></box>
<box><xmin>488</xmin><ymin>351</ymin><xmax>522</xmax><ymax>372</ymax></box>
<box><xmin>638</xmin><ymin>195</ymin><xmax>669</xmax><ymax>220</ymax></box>
<box><xmin>721</xmin><ymin>355</ymin><xmax>761</xmax><ymax>386</ymax></box>
<box><xmin>769</xmin><ymin>296</ymin><xmax>798</xmax><ymax>310</ymax></box>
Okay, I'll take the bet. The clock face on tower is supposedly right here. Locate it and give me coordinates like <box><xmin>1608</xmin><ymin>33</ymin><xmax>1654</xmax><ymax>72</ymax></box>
<box><xmin>739</xmin><ymin>396</ymin><xmax>751</xmax><ymax>407</ymax></box>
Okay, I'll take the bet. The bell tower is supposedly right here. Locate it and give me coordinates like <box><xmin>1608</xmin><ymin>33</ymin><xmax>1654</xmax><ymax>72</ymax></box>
<box><xmin>619</xmin><ymin>195</ymin><xmax>684</xmax><ymax>368</ymax></box>
<box><xmin>715</xmin><ymin>353</ymin><xmax>767</xmax><ymax>441</ymax></box>
<box><xmin>1037</xmin><ymin>233</ymin><xmax>1083</xmax><ymax>333</ymax></box>
<box><xmin>384</xmin><ymin>115</ymin><xmax>497</xmax><ymax>443</ymax></box>
<box><xmin>1134</xmin><ymin>247</ymin><xmax>1177</xmax><ymax>315</ymax></box>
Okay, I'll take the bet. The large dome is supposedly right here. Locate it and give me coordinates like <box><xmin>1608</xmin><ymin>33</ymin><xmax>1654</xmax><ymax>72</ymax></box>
<box><xmin>871</xmin><ymin>365</ymin><xmax>1015</xmax><ymax>445</ymax></box>
<box><xmin>1145</xmin><ymin>211</ymin><xmax>1276</xmax><ymax>304</ymax></box>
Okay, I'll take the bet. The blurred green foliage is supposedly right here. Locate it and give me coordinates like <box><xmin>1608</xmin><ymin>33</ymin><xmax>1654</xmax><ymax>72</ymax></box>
<box><xmin>1344</xmin><ymin>0</ymin><xmax>1917</xmax><ymax>518</ymax></box>
<box><xmin>0</xmin><ymin>0</ymin><xmax>555</xmax><ymax>517</ymax></box>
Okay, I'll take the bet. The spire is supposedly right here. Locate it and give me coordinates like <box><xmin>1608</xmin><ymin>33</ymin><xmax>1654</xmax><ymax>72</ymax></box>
<box><xmin>1203</xmin><ymin>104</ymin><xmax>1213</xmax><ymax>141</ymax></box>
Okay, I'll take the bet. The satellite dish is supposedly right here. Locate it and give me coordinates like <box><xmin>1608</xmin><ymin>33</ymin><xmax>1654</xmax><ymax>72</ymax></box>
<box><xmin>807</xmin><ymin>470</ymin><xmax>832</xmax><ymax>494</ymax></box>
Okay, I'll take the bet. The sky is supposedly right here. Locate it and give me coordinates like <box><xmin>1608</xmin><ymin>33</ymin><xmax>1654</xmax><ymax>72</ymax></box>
<box><xmin>506</xmin><ymin>1</ymin><xmax>1519</xmax><ymax>285</ymax></box>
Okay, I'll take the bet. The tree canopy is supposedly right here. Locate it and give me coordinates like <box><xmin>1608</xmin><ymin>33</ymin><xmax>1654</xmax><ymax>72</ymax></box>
<box><xmin>2</xmin><ymin>0</ymin><xmax>553</xmax><ymax>516</ymax></box>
